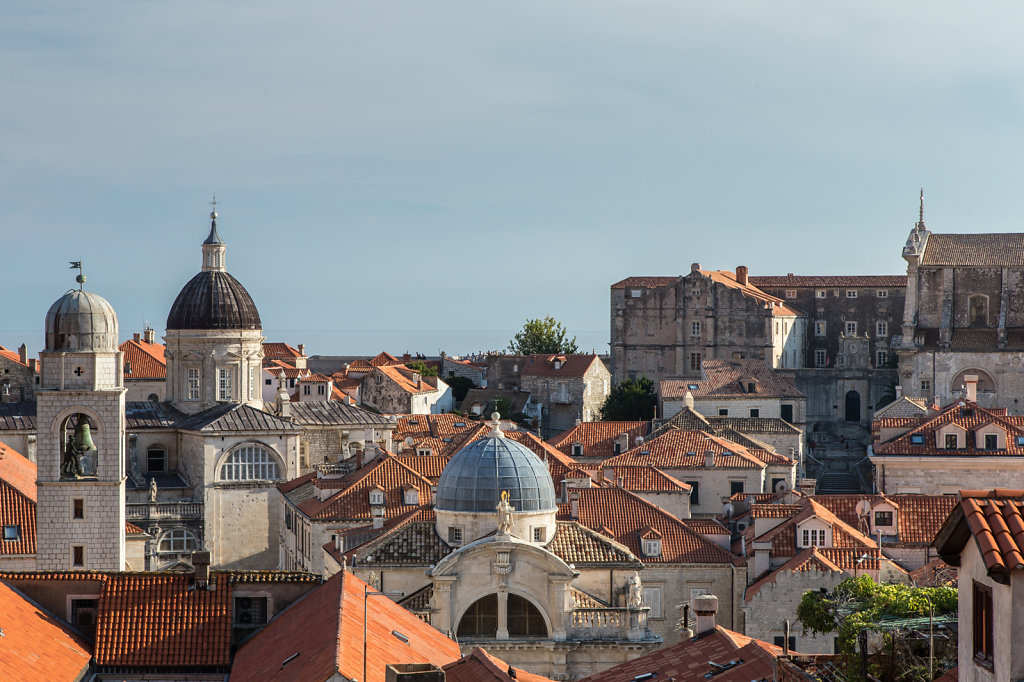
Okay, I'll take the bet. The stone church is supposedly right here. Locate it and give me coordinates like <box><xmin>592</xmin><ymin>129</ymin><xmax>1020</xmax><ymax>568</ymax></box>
<box><xmin>897</xmin><ymin>206</ymin><xmax>1024</xmax><ymax>409</ymax></box>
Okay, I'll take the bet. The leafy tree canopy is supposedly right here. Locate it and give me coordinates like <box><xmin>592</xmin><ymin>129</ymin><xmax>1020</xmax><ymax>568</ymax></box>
<box><xmin>445</xmin><ymin>375</ymin><xmax>475</xmax><ymax>402</ymax></box>
<box><xmin>600</xmin><ymin>377</ymin><xmax>657</xmax><ymax>421</ymax></box>
<box><xmin>507</xmin><ymin>316</ymin><xmax>579</xmax><ymax>355</ymax></box>
<box><xmin>491</xmin><ymin>397</ymin><xmax>533</xmax><ymax>429</ymax></box>
<box><xmin>406</xmin><ymin>360</ymin><xmax>438</xmax><ymax>377</ymax></box>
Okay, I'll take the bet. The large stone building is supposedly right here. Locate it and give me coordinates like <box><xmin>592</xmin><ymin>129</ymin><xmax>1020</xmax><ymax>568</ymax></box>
<box><xmin>610</xmin><ymin>265</ymin><xmax>806</xmax><ymax>385</ymax></box>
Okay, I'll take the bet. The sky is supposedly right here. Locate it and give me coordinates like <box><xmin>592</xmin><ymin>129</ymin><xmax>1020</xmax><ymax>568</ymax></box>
<box><xmin>3</xmin><ymin>2</ymin><xmax>1024</xmax><ymax>357</ymax></box>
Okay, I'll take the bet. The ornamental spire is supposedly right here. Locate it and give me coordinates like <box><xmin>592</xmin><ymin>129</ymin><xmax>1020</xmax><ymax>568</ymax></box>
<box><xmin>916</xmin><ymin>188</ymin><xmax>926</xmax><ymax>231</ymax></box>
<box><xmin>204</xmin><ymin>194</ymin><xmax>224</xmax><ymax>245</ymax></box>
<box><xmin>201</xmin><ymin>196</ymin><xmax>227</xmax><ymax>272</ymax></box>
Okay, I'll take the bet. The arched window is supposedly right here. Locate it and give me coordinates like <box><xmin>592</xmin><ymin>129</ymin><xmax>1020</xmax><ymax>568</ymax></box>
<box><xmin>219</xmin><ymin>444</ymin><xmax>280</xmax><ymax>481</ymax></box>
<box><xmin>458</xmin><ymin>594</ymin><xmax>498</xmax><ymax>638</ymax></box>
<box><xmin>507</xmin><ymin>594</ymin><xmax>547</xmax><ymax>637</ymax></box>
<box><xmin>951</xmin><ymin>369</ymin><xmax>996</xmax><ymax>393</ymax></box>
<box><xmin>158</xmin><ymin>528</ymin><xmax>199</xmax><ymax>553</ymax></box>
<box><xmin>456</xmin><ymin>593</ymin><xmax>547</xmax><ymax>639</ymax></box>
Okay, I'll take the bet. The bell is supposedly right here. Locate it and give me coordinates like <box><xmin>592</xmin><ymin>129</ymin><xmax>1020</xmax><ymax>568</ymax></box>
<box><xmin>73</xmin><ymin>420</ymin><xmax>97</xmax><ymax>452</ymax></box>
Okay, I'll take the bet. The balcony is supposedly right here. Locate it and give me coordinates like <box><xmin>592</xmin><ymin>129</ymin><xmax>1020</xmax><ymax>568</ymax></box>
<box><xmin>567</xmin><ymin>607</ymin><xmax>653</xmax><ymax>642</ymax></box>
<box><xmin>126</xmin><ymin>501</ymin><xmax>203</xmax><ymax>521</ymax></box>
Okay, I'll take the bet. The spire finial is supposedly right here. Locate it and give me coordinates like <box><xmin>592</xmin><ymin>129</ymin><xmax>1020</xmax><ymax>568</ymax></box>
<box><xmin>69</xmin><ymin>261</ymin><xmax>85</xmax><ymax>290</ymax></box>
<box><xmin>917</xmin><ymin>188</ymin><xmax>926</xmax><ymax>230</ymax></box>
<box><xmin>209</xmin><ymin>194</ymin><xmax>218</xmax><ymax>222</ymax></box>
<box><xmin>203</xmin><ymin>195</ymin><xmax>224</xmax><ymax>246</ymax></box>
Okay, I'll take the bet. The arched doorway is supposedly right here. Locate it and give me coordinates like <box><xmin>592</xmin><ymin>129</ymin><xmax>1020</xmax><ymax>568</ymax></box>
<box><xmin>845</xmin><ymin>391</ymin><xmax>860</xmax><ymax>423</ymax></box>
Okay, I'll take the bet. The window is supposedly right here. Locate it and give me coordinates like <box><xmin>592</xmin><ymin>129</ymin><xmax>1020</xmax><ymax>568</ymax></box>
<box><xmin>910</xmin><ymin>434</ymin><xmax>925</xmax><ymax>445</ymax></box>
<box><xmin>785</xmin><ymin>289</ymin><xmax>797</xmax><ymax>299</ymax></box>
<box><xmin>458</xmin><ymin>594</ymin><xmax>498</xmax><ymax>637</ymax></box>
<box><xmin>219</xmin><ymin>445</ymin><xmax>280</xmax><ymax>481</ymax></box>
<box><xmin>72</xmin><ymin>499</ymin><xmax>84</xmax><ymax>519</ymax></box>
<box><xmin>686</xmin><ymin>481</ymin><xmax>700</xmax><ymax>505</ymax></box>
<box><xmin>774</xmin><ymin>635</ymin><xmax>797</xmax><ymax>650</ymax></box>
<box><xmin>303</xmin><ymin>385</ymin><xmax>311</xmax><ymax>395</ymax></box>
<box><xmin>506</xmin><ymin>594</ymin><xmax>547</xmax><ymax>637</ymax></box>
<box><xmin>749</xmin><ymin>408</ymin><xmax>760</xmax><ymax>418</ymax></box>
<box><xmin>249</xmin><ymin>366</ymin><xmax>255</xmax><ymax>400</ymax></box>
<box><xmin>985</xmin><ymin>434</ymin><xmax>998</xmax><ymax>450</ymax></box>
<box><xmin>72</xmin><ymin>545</ymin><xmax>85</xmax><ymax>567</ymax></box>
<box><xmin>689</xmin><ymin>353</ymin><xmax>701</xmax><ymax>371</ymax></box>
<box><xmin>374</xmin><ymin>374</ymin><xmax>383</xmax><ymax>385</ymax></box>
<box><xmin>265</xmin><ymin>378</ymin><xmax>272</xmax><ymax>385</ymax></box>
<box><xmin>814</xmin><ymin>321</ymin><xmax>826</xmax><ymax>336</ymax></box>
<box><xmin>801</xmin><ymin>528</ymin><xmax>826</xmax><ymax>547</ymax></box>
<box><xmin>235</xmin><ymin>596</ymin><xmax>269</xmax><ymax>627</ymax></box>
<box><xmin>1016</xmin><ymin>435</ymin><xmax>1024</xmax><ymax>446</ymax></box>
<box><xmin>874</xmin><ymin>511</ymin><xmax>893</xmax><ymax>527</ymax></box>
<box><xmin>781</xmin><ymin>404</ymin><xmax>794</xmax><ymax>423</ymax></box>
<box><xmin>571</xmin><ymin>443</ymin><xmax>583</xmax><ymax>457</ymax></box>
<box><xmin>690</xmin><ymin>321</ymin><xmax>701</xmax><ymax>336</ymax></box>
<box><xmin>845</xmin><ymin>321</ymin><xmax>858</xmax><ymax>335</ymax></box>
<box><xmin>876</xmin><ymin>321</ymin><xmax>888</xmax><ymax>337</ymax></box>
<box><xmin>628</xmin><ymin>288</ymin><xmax>643</xmax><ymax>298</ymax></box>
<box><xmin>533</xmin><ymin>527</ymin><xmax>546</xmax><ymax>543</ymax></box>
<box><xmin>876</xmin><ymin>351</ymin><xmax>888</xmax><ymax>367</ymax></box>
<box><xmin>187</xmin><ymin>368</ymin><xmax>200</xmax><ymax>401</ymax></box>
<box><xmin>921</xmin><ymin>379</ymin><xmax>931</xmax><ymax>393</ymax></box>
<box><xmin>718</xmin><ymin>408</ymin><xmax>728</xmax><ymax>416</ymax></box>
<box><xmin>945</xmin><ymin>434</ymin><xmax>958</xmax><ymax>450</ymax></box>
<box><xmin>448</xmin><ymin>526</ymin><xmax>463</xmax><ymax>545</ymax></box>
<box><xmin>317</xmin><ymin>384</ymin><xmax>325</xmax><ymax>395</ymax></box>
<box><xmin>285</xmin><ymin>507</ymin><xmax>292</xmax><ymax>530</ymax></box>
<box><xmin>147</xmin><ymin>446</ymin><xmax>166</xmax><ymax>473</ymax></box>
<box><xmin>218</xmin><ymin>368</ymin><xmax>232</xmax><ymax>401</ymax></box>
<box><xmin>369</xmin><ymin>488</ymin><xmax>385</xmax><ymax>505</ymax></box>
<box><xmin>816</xmin><ymin>290</ymin><xmax>827</xmax><ymax>299</ymax></box>
<box><xmin>877</xmin><ymin>289</ymin><xmax>888</xmax><ymax>298</ymax></box>
<box><xmin>846</xmin><ymin>290</ymin><xmax>858</xmax><ymax>298</ymax></box>
<box><xmin>2</xmin><ymin>525</ymin><xmax>19</xmax><ymax>541</ymax></box>
<box><xmin>70</xmin><ymin>598</ymin><xmax>98</xmax><ymax>640</ymax></box>
<box><xmin>643</xmin><ymin>586</ymin><xmax>663</xmax><ymax>619</ymax></box>
<box><xmin>158</xmin><ymin>528</ymin><xmax>199</xmax><ymax>553</ymax></box>
<box><xmin>973</xmin><ymin>581</ymin><xmax>994</xmax><ymax>668</ymax></box>
<box><xmin>730</xmin><ymin>481</ymin><xmax>744</xmax><ymax>496</ymax></box>
<box><xmin>643</xmin><ymin>538</ymin><xmax>662</xmax><ymax>557</ymax></box>
<box><xmin>815</xmin><ymin>349</ymin><xmax>827</xmax><ymax>368</ymax></box>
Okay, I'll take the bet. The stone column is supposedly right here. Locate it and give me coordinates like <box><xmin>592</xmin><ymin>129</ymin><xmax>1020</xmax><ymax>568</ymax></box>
<box><xmin>496</xmin><ymin>588</ymin><xmax>509</xmax><ymax>639</ymax></box>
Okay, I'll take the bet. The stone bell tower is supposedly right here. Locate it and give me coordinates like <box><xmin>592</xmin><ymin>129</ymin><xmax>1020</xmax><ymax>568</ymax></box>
<box><xmin>35</xmin><ymin>266</ymin><xmax>126</xmax><ymax>570</ymax></box>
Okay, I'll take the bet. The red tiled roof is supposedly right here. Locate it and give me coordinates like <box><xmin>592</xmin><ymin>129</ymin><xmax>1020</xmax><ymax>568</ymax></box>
<box><xmin>0</xmin><ymin>440</ymin><xmax>36</xmax><ymax>500</ymax></box>
<box><xmin>745</xmin><ymin>547</ymin><xmax>844</xmax><ymax>600</ymax></box>
<box><xmin>263</xmin><ymin>342</ymin><xmax>304</xmax><ymax>360</ymax></box>
<box><xmin>749</xmin><ymin>275</ymin><xmax>907</xmax><ymax>288</ymax></box>
<box><xmin>751</xmin><ymin>504</ymin><xmax>803</xmax><ymax>519</ymax></box>
<box><xmin>603</xmin><ymin>466</ymin><xmax>691</xmax><ymax>493</ymax></box>
<box><xmin>874</xmin><ymin>401</ymin><xmax>1024</xmax><ymax>456</ymax></box>
<box><xmin>580</xmin><ymin>626</ymin><xmax>783</xmax><ymax>682</ymax></box>
<box><xmin>125</xmin><ymin>521</ymin><xmax>146</xmax><ymax>535</ymax></box>
<box><xmin>812</xmin><ymin>494</ymin><xmax>958</xmax><ymax>545</ymax></box>
<box><xmin>548</xmin><ymin>421</ymin><xmax>651</xmax><ymax>459</ymax></box>
<box><xmin>661</xmin><ymin>358</ymin><xmax>803</xmax><ymax>400</ymax></box>
<box><xmin>682</xmin><ymin>518</ymin><xmax>730</xmax><ymax>535</ymax></box>
<box><xmin>521</xmin><ymin>354</ymin><xmax>603</xmax><ymax>377</ymax></box>
<box><xmin>94</xmin><ymin>573</ymin><xmax>232</xmax><ymax>668</ymax></box>
<box><xmin>603</xmin><ymin>429</ymin><xmax>786</xmax><ymax>470</ymax></box>
<box><xmin>231</xmin><ymin>570</ymin><xmax>461</xmax><ymax>682</ymax></box>
<box><xmin>0</xmin><ymin>441</ymin><xmax>36</xmax><ymax>556</ymax></box>
<box><xmin>370</xmin><ymin>351</ymin><xmax>404</xmax><ymax>367</ymax></box>
<box><xmin>557</xmin><ymin>487</ymin><xmax>741</xmax><ymax>565</ymax></box>
<box><xmin>747</xmin><ymin>499</ymin><xmax>877</xmax><ymax>563</ymax></box>
<box><xmin>0</xmin><ymin>345</ymin><xmax>31</xmax><ymax>368</ymax></box>
<box><xmin>396</xmin><ymin>454</ymin><xmax>450</xmax><ymax>480</ymax></box>
<box><xmin>376</xmin><ymin>364</ymin><xmax>438</xmax><ymax>394</ymax></box>
<box><xmin>445</xmin><ymin>647</ymin><xmax>556</xmax><ymax>682</ymax></box>
<box><xmin>0</xmin><ymin>580</ymin><xmax>91</xmax><ymax>680</ymax></box>
<box><xmin>119</xmin><ymin>338</ymin><xmax>167</xmax><ymax>379</ymax></box>
<box><xmin>299</xmin><ymin>372</ymin><xmax>332</xmax><ymax>383</ymax></box>
<box><xmin>610</xmin><ymin>276</ymin><xmax>678</xmax><ymax>289</ymax></box>
<box><xmin>958</xmin><ymin>490</ymin><xmax>1024</xmax><ymax>575</ymax></box>
<box><xmin>301</xmin><ymin>457</ymin><xmax>433</xmax><ymax>522</ymax></box>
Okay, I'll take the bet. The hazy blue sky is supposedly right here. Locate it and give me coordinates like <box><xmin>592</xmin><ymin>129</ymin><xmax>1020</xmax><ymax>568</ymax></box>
<box><xmin>3</xmin><ymin>2</ymin><xmax>1024</xmax><ymax>356</ymax></box>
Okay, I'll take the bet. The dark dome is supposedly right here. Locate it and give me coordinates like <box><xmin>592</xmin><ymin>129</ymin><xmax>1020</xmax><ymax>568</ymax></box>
<box><xmin>166</xmin><ymin>271</ymin><xmax>262</xmax><ymax>330</ymax></box>
<box><xmin>436</xmin><ymin>435</ymin><xmax>557</xmax><ymax>513</ymax></box>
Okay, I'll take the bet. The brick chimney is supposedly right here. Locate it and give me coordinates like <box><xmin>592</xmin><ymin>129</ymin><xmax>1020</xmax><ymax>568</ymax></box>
<box><xmin>144</xmin><ymin>327</ymin><xmax>155</xmax><ymax>343</ymax></box>
<box><xmin>965</xmin><ymin>374</ymin><xmax>978</xmax><ymax>403</ymax></box>
<box><xmin>18</xmin><ymin>344</ymin><xmax>27</xmax><ymax>365</ymax></box>
<box><xmin>133</xmin><ymin>332</ymin><xmax>141</xmax><ymax>343</ymax></box>
<box><xmin>735</xmin><ymin>265</ymin><xmax>748</xmax><ymax>286</ymax></box>
<box><xmin>569</xmin><ymin>490</ymin><xmax>580</xmax><ymax>519</ymax></box>
<box><xmin>705</xmin><ymin>450</ymin><xmax>715</xmax><ymax>468</ymax></box>
<box><xmin>693</xmin><ymin>593</ymin><xmax>719</xmax><ymax>636</ymax></box>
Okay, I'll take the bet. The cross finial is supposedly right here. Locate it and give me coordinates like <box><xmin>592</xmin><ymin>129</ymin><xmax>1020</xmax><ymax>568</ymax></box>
<box><xmin>209</xmin><ymin>194</ymin><xmax>218</xmax><ymax>221</ymax></box>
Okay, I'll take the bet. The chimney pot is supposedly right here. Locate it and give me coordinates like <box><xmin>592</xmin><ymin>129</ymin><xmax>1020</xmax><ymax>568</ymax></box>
<box><xmin>736</xmin><ymin>265</ymin><xmax>748</xmax><ymax>286</ymax></box>
<box><xmin>192</xmin><ymin>551</ymin><xmax>212</xmax><ymax>589</ymax></box>
<box><xmin>18</xmin><ymin>344</ymin><xmax>27</xmax><ymax>365</ymax></box>
<box><xmin>143</xmin><ymin>327</ymin><xmax>155</xmax><ymax>343</ymax></box>
<box><xmin>298</xmin><ymin>343</ymin><xmax>306</xmax><ymax>356</ymax></box>
<box><xmin>692</xmin><ymin>593</ymin><xmax>719</xmax><ymax>636</ymax></box>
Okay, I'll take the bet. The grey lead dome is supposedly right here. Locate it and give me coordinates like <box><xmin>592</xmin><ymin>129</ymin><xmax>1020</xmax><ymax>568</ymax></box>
<box><xmin>435</xmin><ymin>435</ymin><xmax>557</xmax><ymax>513</ymax></box>
<box><xmin>45</xmin><ymin>290</ymin><xmax>119</xmax><ymax>352</ymax></box>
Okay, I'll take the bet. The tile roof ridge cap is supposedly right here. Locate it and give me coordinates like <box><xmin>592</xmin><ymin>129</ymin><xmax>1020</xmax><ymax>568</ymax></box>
<box><xmin>470</xmin><ymin>647</ymin><xmax>510</xmax><ymax>677</ymax></box>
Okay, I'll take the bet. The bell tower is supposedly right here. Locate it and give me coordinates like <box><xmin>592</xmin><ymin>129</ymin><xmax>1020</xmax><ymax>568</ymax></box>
<box><xmin>35</xmin><ymin>266</ymin><xmax>126</xmax><ymax>570</ymax></box>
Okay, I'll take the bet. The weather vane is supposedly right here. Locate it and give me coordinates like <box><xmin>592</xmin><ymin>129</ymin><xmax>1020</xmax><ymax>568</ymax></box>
<box><xmin>69</xmin><ymin>261</ymin><xmax>85</xmax><ymax>290</ymax></box>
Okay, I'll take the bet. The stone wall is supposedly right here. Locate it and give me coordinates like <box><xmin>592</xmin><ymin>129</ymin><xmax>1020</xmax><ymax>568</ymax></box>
<box><xmin>743</xmin><ymin>567</ymin><xmax>845</xmax><ymax>654</ymax></box>
<box><xmin>0</xmin><ymin>349</ymin><xmax>36</xmax><ymax>401</ymax></box>
<box><xmin>872</xmin><ymin>456</ymin><xmax>1024</xmax><ymax>495</ymax></box>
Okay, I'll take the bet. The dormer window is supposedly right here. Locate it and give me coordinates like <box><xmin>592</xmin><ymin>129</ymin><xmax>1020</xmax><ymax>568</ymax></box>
<box><xmin>3</xmin><ymin>525</ymin><xmax>19</xmax><ymax>541</ymax></box>
<box><xmin>910</xmin><ymin>434</ymin><xmax>925</xmax><ymax>445</ymax></box>
<box><xmin>403</xmin><ymin>488</ymin><xmax>419</xmax><ymax>505</ymax></box>
<box><xmin>368</xmin><ymin>488</ymin><xmax>385</xmax><ymax>506</ymax></box>
<box><xmin>643</xmin><ymin>538</ymin><xmax>662</xmax><ymax>557</ymax></box>
<box><xmin>985</xmin><ymin>434</ymin><xmax>998</xmax><ymax>450</ymax></box>
<box><xmin>571</xmin><ymin>443</ymin><xmax>583</xmax><ymax>457</ymax></box>
<box><xmin>945</xmin><ymin>434</ymin><xmax>957</xmax><ymax>450</ymax></box>
<box><xmin>1016</xmin><ymin>435</ymin><xmax>1024</xmax><ymax>446</ymax></box>
<box><xmin>416</xmin><ymin>447</ymin><xmax>432</xmax><ymax>456</ymax></box>
<box><xmin>801</xmin><ymin>528</ymin><xmax>827</xmax><ymax>547</ymax></box>
<box><xmin>874</xmin><ymin>511</ymin><xmax>893</xmax><ymax>527</ymax></box>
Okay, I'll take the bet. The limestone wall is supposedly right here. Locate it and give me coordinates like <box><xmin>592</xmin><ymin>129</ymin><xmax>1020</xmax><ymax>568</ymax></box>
<box><xmin>743</xmin><ymin>567</ymin><xmax>845</xmax><ymax>654</ymax></box>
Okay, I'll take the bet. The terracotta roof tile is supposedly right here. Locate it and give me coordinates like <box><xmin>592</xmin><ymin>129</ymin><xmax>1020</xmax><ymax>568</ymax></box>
<box><xmin>262</xmin><ymin>342</ymin><xmax>304</xmax><ymax>360</ymax></box>
<box><xmin>376</xmin><ymin>364</ymin><xmax>439</xmax><ymax>394</ymax></box>
<box><xmin>921</xmin><ymin>233</ymin><xmax>1024</xmax><ymax>266</ymax></box>
<box><xmin>230</xmin><ymin>570</ymin><xmax>461</xmax><ymax>682</ymax></box>
<box><xmin>445</xmin><ymin>647</ymin><xmax>556</xmax><ymax>682</ymax></box>
<box><xmin>94</xmin><ymin>573</ymin><xmax>232</xmax><ymax>668</ymax></box>
<box><xmin>370</xmin><ymin>351</ymin><xmax>404</xmax><ymax>367</ymax></box>
<box><xmin>521</xmin><ymin>354</ymin><xmax>604</xmax><ymax>378</ymax></box>
<box><xmin>813</xmin><ymin>494</ymin><xmax>957</xmax><ymax>545</ymax></box>
<box><xmin>0</xmin><ymin>345</ymin><xmax>31</xmax><ymax>368</ymax></box>
<box><xmin>546</xmin><ymin>521</ymin><xmax>643</xmax><ymax>566</ymax></box>
<box><xmin>874</xmin><ymin>401</ymin><xmax>1024</xmax><ymax>456</ymax></box>
<box><xmin>548</xmin><ymin>421</ymin><xmax>651</xmax><ymax>459</ymax></box>
<box><xmin>745</xmin><ymin>547</ymin><xmax>844</xmax><ymax>600</ymax></box>
<box><xmin>301</xmin><ymin>456</ymin><xmax>433</xmax><ymax>522</ymax></box>
<box><xmin>0</xmin><ymin>580</ymin><xmax>92</xmax><ymax>680</ymax></box>
<box><xmin>749</xmin><ymin>275</ymin><xmax>907</xmax><ymax>288</ymax></box>
<box><xmin>602</xmin><ymin>465</ymin><xmax>691</xmax><ymax>492</ymax></box>
<box><xmin>661</xmin><ymin>359</ymin><xmax>803</xmax><ymax>400</ymax></box>
<box><xmin>119</xmin><ymin>338</ymin><xmax>167</xmax><ymax>379</ymax></box>
<box><xmin>957</xmin><ymin>491</ymin><xmax>1024</xmax><ymax>574</ymax></box>
<box><xmin>603</xmin><ymin>429</ymin><xmax>788</xmax><ymax>470</ymax></box>
<box><xmin>0</xmin><ymin>441</ymin><xmax>36</xmax><ymax>555</ymax></box>
<box><xmin>610</xmin><ymin>276</ymin><xmax>678</xmax><ymax>289</ymax></box>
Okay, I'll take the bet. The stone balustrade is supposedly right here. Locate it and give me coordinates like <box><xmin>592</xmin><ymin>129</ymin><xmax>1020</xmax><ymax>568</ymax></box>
<box><xmin>126</xmin><ymin>501</ymin><xmax>203</xmax><ymax>520</ymax></box>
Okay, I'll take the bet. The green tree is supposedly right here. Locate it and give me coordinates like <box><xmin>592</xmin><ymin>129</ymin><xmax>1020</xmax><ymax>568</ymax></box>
<box><xmin>600</xmin><ymin>377</ymin><xmax>657</xmax><ymax>421</ymax></box>
<box><xmin>507</xmin><ymin>316</ymin><xmax>579</xmax><ymax>355</ymax></box>
<box><xmin>406</xmin><ymin>360</ymin><xmax>438</xmax><ymax>377</ymax></box>
<box><xmin>445</xmin><ymin>375</ymin><xmax>476</xmax><ymax>402</ymax></box>
<box><xmin>491</xmin><ymin>397</ymin><xmax>533</xmax><ymax>429</ymax></box>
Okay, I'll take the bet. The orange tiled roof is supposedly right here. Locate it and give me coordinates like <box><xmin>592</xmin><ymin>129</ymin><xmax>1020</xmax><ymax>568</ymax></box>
<box><xmin>0</xmin><ymin>345</ymin><xmax>31</xmax><ymax>368</ymax></box>
<box><xmin>603</xmin><ymin>466</ymin><xmax>691</xmax><ymax>493</ymax></box>
<box><xmin>603</xmin><ymin>429</ymin><xmax>787</xmax><ymax>470</ymax></box>
<box><xmin>745</xmin><ymin>547</ymin><xmax>844</xmax><ymax>600</ymax></box>
<box><xmin>813</xmin><ymin>494</ymin><xmax>958</xmax><ymax>545</ymax></box>
<box><xmin>547</xmin><ymin>421</ymin><xmax>651</xmax><ymax>459</ymax></box>
<box><xmin>0</xmin><ymin>440</ymin><xmax>36</xmax><ymax>500</ymax></box>
<box><xmin>954</xmin><ymin>490</ymin><xmax>1024</xmax><ymax>575</ymax></box>
<box><xmin>874</xmin><ymin>400</ymin><xmax>1024</xmax><ymax>455</ymax></box>
<box><xmin>376</xmin><ymin>364</ymin><xmax>438</xmax><ymax>394</ymax></box>
<box><xmin>119</xmin><ymin>338</ymin><xmax>167</xmax><ymax>379</ymax></box>
<box><xmin>0</xmin><ymin>441</ymin><xmax>36</xmax><ymax>556</ymax></box>
<box><xmin>746</xmin><ymin>498</ymin><xmax>877</xmax><ymax>562</ymax></box>
<box><xmin>125</xmin><ymin>521</ymin><xmax>146</xmax><ymax>535</ymax></box>
<box><xmin>557</xmin><ymin>487</ymin><xmax>741</xmax><ymax>565</ymax></box>
<box><xmin>445</xmin><ymin>647</ymin><xmax>556</xmax><ymax>682</ymax></box>
<box><xmin>298</xmin><ymin>372</ymin><xmax>332</xmax><ymax>383</ymax></box>
<box><xmin>0</xmin><ymin>580</ymin><xmax>91</xmax><ymax>680</ymax></box>
<box><xmin>396</xmin><ymin>453</ymin><xmax>450</xmax><ymax>480</ymax></box>
<box><xmin>521</xmin><ymin>354</ymin><xmax>603</xmax><ymax>378</ymax></box>
<box><xmin>370</xmin><ymin>351</ymin><xmax>404</xmax><ymax>367</ymax></box>
<box><xmin>299</xmin><ymin>456</ymin><xmax>434</xmax><ymax>522</ymax></box>
<box><xmin>94</xmin><ymin>573</ymin><xmax>232</xmax><ymax>668</ymax></box>
<box><xmin>661</xmin><ymin>358</ymin><xmax>803</xmax><ymax>400</ymax></box>
<box><xmin>263</xmin><ymin>342</ymin><xmax>304</xmax><ymax>360</ymax></box>
<box><xmin>230</xmin><ymin>570</ymin><xmax>461</xmax><ymax>682</ymax></box>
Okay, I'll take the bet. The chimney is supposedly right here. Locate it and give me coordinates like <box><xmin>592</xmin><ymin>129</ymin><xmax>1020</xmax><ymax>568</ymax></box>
<box><xmin>575</xmin><ymin>418</ymin><xmax>582</xmax><ymax>427</ymax></box>
<box><xmin>684</xmin><ymin>390</ymin><xmax>694</xmax><ymax>410</ymax></box>
<box><xmin>692</xmin><ymin>593</ymin><xmax>719</xmax><ymax>636</ymax></box>
<box><xmin>616</xmin><ymin>476</ymin><xmax>624</xmax><ymax>488</ymax></box>
<box><xmin>144</xmin><ymin>327</ymin><xmax>155</xmax><ymax>343</ymax></box>
<box><xmin>28</xmin><ymin>359</ymin><xmax>36</xmax><ymax>374</ymax></box>
<box><xmin>965</xmin><ymin>374</ymin><xmax>979</xmax><ymax>403</ymax></box>
<box><xmin>18</xmin><ymin>344</ymin><xmax>27</xmax><ymax>365</ymax></box>
<box><xmin>797</xmin><ymin>478</ymin><xmax>816</xmax><ymax>497</ymax></box>
<box><xmin>192</xmin><ymin>551</ymin><xmax>211</xmax><ymax>589</ymax></box>
<box><xmin>895</xmin><ymin>385</ymin><xmax>902</xmax><ymax>399</ymax></box>
<box><xmin>133</xmin><ymin>332</ymin><xmax>141</xmax><ymax>343</ymax></box>
<box><xmin>705</xmin><ymin>450</ymin><xmax>715</xmax><ymax>468</ymax></box>
<box><xmin>569</xmin><ymin>490</ymin><xmax>580</xmax><ymax>519</ymax></box>
<box><xmin>736</xmin><ymin>265</ymin><xmax>748</xmax><ymax>286</ymax></box>
<box><xmin>403</xmin><ymin>353</ymin><xmax>412</xmax><ymax>363</ymax></box>
<box><xmin>752</xmin><ymin>541</ymin><xmax>772</xmax><ymax>579</ymax></box>
<box><xmin>298</xmin><ymin>343</ymin><xmax>306</xmax><ymax>356</ymax></box>
<box><xmin>384</xmin><ymin>663</ymin><xmax>445</xmax><ymax>682</ymax></box>
<box><xmin>596</xmin><ymin>468</ymin><xmax>605</xmax><ymax>484</ymax></box>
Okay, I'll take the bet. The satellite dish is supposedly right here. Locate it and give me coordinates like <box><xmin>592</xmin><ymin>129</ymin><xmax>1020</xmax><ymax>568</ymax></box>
<box><xmin>856</xmin><ymin>500</ymin><xmax>872</xmax><ymax>517</ymax></box>
<box><xmin>775</xmin><ymin>480</ymin><xmax>789</xmax><ymax>493</ymax></box>
<box><xmin>404</xmin><ymin>437</ymin><xmax>414</xmax><ymax>447</ymax></box>
<box><xmin>745</xmin><ymin>495</ymin><xmax>757</xmax><ymax>508</ymax></box>
<box><xmin>723</xmin><ymin>502</ymin><xmax>735</xmax><ymax>518</ymax></box>
<box><xmin>634</xmin><ymin>436</ymin><xmax>645</xmax><ymax>446</ymax></box>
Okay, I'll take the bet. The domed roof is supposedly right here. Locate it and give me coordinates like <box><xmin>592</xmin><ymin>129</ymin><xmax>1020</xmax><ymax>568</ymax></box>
<box><xmin>166</xmin><ymin>271</ymin><xmax>262</xmax><ymax>331</ymax></box>
<box><xmin>45</xmin><ymin>289</ymin><xmax>119</xmax><ymax>352</ymax></box>
<box><xmin>436</xmin><ymin>430</ymin><xmax>557</xmax><ymax>513</ymax></box>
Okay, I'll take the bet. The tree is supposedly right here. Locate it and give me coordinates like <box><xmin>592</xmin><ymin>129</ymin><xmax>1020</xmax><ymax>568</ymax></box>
<box><xmin>600</xmin><ymin>377</ymin><xmax>657</xmax><ymax>421</ymax></box>
<box><xmin>507</xmin><ymin>316</ymin><xmax>579</xmax><ymax>355</ymax></box>
<box><xmin>491</xmin><ymin>396</ymin><xmax>533</xmax><ymax>428</ymax></box>
<box><xmin>406</xmin><ymin>360</ymin><xmax>438</xmax><ymax>377</ymax></box>
<box><xmin>797</xmin><ymin>575</ymin><xmax>957</xmax><ymax>681</ymax></box>
<box><xmin>445</xmin><ymin>375</ymin><xmax>475</xmax><ymax>402</ymax></box>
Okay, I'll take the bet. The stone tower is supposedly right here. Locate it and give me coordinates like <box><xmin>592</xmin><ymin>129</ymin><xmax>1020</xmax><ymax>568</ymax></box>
<box><xmin>35</xmin><ymin>271</ymin><xmax>127</xmax><ymax>570</ymax></box>
<box><xmin>164</xmin><ymin>205</ymin><xmax>265</xmax><ymax>414</ymax></box>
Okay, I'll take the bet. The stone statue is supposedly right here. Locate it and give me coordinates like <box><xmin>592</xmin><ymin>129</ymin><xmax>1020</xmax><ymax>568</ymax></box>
<box><xmin>628</xmin><ymin>571</ymin><xmax>643</xmax><ymax>608</ymax></box>
<box><xmin>496</xmin><ymin>490</ymin><xmax>514</xmax><ymax>535</ymax></box>
<box><xmin>149</xmin><ymin>476</ymin><xmax>158</xmax><ymax>502</ymax></box>
<box><xmin>61</xmin><ymin>435</ymin><xmax>85</xmax><ymax>478</ymax></box>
